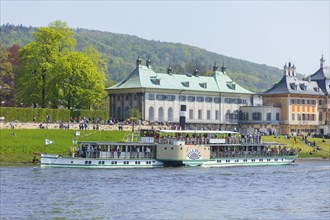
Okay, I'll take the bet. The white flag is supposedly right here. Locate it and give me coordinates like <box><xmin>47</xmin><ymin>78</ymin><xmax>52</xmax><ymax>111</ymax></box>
<box><xmin>45</xmin><ymin>139</ymin><xmax>54</xmax><ymax>145</ymax></box>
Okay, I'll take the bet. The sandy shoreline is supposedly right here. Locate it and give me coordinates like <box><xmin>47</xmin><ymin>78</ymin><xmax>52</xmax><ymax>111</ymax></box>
<box><xmin>0</xmin><ymin>122</ymin><xmax>164</xmax><ymax>131</ymax></box>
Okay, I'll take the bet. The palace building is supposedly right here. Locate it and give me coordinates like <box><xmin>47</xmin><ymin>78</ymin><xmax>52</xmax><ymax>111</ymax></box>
<box><xmin>260</xmin><ymin>57</ymin><xmax>329</xmax><ymax>135</ymax></box>
<box><xmin>106</xmin><ymin>58</ymin><xmax>252</xmax><ymax>129</ymax></box>
<box><xmin>106</xmin><ymin>56</ymin><xmax>329</xmax><ymax>135</ymax></box>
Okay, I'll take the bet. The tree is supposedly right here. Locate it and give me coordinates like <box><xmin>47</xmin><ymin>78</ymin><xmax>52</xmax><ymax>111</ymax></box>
<box><xmin>0</xmin><ymin>47</ymin><xmax>14</xmax><ymax>106</ymax></box>
<box><xmin>52</xmin><ymin>52</ymin><xmax>105</xmax><ymax>109</ymax></box>
<box><xmin>17</xmin><ymin>21</ymin><xmax>75</xmax><ymax>108</ymax></box>
<box><xmin>129</xmin><ymin>107</ymin><xmax>141</xmax><ymax>122</ymax></box>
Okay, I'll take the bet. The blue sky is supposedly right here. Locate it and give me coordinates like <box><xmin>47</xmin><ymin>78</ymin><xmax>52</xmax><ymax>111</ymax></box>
<box><xmin>1</xmin><ymin>0</ymin><xmax>329</xmax><ymax>75</ymax></box>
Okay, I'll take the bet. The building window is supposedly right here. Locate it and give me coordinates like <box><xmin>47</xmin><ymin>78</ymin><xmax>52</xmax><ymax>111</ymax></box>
<box><xmin>116</xmin><ymin>107</ymin><xmax>121</xmax><ymax>120</ymax></box>
<box><xmin>197</xmin><ymin>97</ymin><xmax>204</xmax><ymax>102</ymax></box>
<box><xmin>297</xmin><ymin>113</ymin><xmax>301</xmax><ymax>121</ymax></box>
<box><xmin>276</xmin><ymin>113</ymin><xmax>280</xmax><ymax>121</ymax></box>
<box><xmin>117</xmin><ymin>96</ymin><xmax>121</xmax><ymax>101</ymax></box>
<box><xmin>252</xmin><ymin>112</ymin><xmax>261</xmax><ymax>121</ymax></box>
<box><xmin>189</xmin><ymin>110</ymin><xmax>193</xmax><ymax>120</ymax></box>
<box><xmin>266</xmin><ymin>113</ymin><xmax>271</xmax><ymax>121</ymax></box>
<box><xmin>215</xmin><ymin>110</ymin><xmax>219</xmax><ymax>120</ymax></box>
<box><xmin>149</xmin><ymin>107</ymin><xmax>154</xmax><ymax>122</ymax></box>
<box><xmin>292</xmin><ymin>113</ymin><xmax>295</xmax><ymax>121</ymax></box>
<box><xmin>226</xmin><ymin>110</ymin><xmax>231</xmax><ymax>121</ymax></box>
<box><xmin>214</xmin><ymin>97</ymin><xmax>221</xmax><ymax>103</ymax></box>
<box><xmin>124</xmin><ymin>107</ymin><xmax>129</xmax><ymax>119</ymax></box>
<box><xmin>242</xmin><ymin>112</ymin><xmax>249</xmax><ymax>121</ymax></box>
<box><xmin>302</xmin><ymin>99</ymin><xmax>305</xmax><ymax>105</ymax></box>
<box><xmin>319</xmin><ymin>100</ymin><xmax>323</xmax><ymax>106</ymax></box>
<box><xmin>168</xmin><ymin>95</ymin><xmax>175</xmax><ymax>101</ymax></box>
<box><xmin>233</xmin><ymin>110</ymin><xmax>239</xmax><ymax>120</ymax></box>
<box><xmin>291</xmin><ymin>99</ymin><xmax>295</xmax><ymax>104</ymax></box>
<box><xmin>302</xmin><ymin>113</ymin><xmax>306</xmax><ymax>121</ymax></box>
<box><xmin>205</xmin><ymin>97</ymin><xmax>212</xmax><ymax>103</ymax></box>
<box><xmin>188</xmin><ymin>96</ymin><xmax>195</xmax><ymax>102</ymax></box>
<box><xmin>168</xmin><ymin>107</ymin><xmax>173</xmax><ymax>122</ymax></box>
<box><xmin>156</xmin><ymin>94</ymin><xmax>167</xmax><ymax>101</ymax></box>
<box><xmin>311</xmin><ymin>114</ymin><xmax>315</xmax><ymax>121</ymax></box>
<box><xmin>158</xmin><ymin>107</ymin><xmax>164</xmax><ymax>122</ymax></box>
<box><xmin>207</xmin><ymin>110</ymin><xmax>211</xmax><ymax>120</ymax></box>
<box><xmin>179</xmin><ymin>95</ymin><xmax>186</xmax><ymax>102</ymax></box>
<box><xmin>198</xmin><ymin>110</ymin><xmax>202</xmax><ymax>120</ymax></box>
<box><xmin>319</xmin><ymin>112</ymin><xmax>323</xmax><ymax>121</ymax></box>
<box><xmin>148</xmin><ymin>94</ymin><xmax>155</xmax><ymax>100</ymax></box>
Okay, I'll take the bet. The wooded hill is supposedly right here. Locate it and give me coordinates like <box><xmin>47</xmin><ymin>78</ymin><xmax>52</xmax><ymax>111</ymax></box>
<box><xmin>1</xmin><ymin>24</ymin><xmax>286</xmax><ymax>92</ymax></box>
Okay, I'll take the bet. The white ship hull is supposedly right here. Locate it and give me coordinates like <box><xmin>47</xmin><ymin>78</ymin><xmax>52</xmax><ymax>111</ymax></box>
<box><xmin>182</xmin><ymin>156</ymin><xmax>297</xmax><ymax>167</ymax></box>
<box><xmin>41</xmin><ymin>154</ymin><xmax>164</xmax><ymax>168</ymax></box>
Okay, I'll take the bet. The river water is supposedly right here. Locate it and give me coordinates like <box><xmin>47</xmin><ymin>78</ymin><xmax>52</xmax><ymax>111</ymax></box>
<box><xmin>1</xmin><ymin>160</ymin><xmax>329</xmax><ymax>220</ymax></box>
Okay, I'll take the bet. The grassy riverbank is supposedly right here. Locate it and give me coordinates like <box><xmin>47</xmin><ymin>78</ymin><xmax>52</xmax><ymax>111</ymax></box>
<box><xmin>0</xmin><ymin>129</ymin><xmax>329</xmax><ymax>164</ymax></box>
<box><xmin>0</xmin><ymin>129</ymin><xmax>127</xmax><ymax>164</ymax></box>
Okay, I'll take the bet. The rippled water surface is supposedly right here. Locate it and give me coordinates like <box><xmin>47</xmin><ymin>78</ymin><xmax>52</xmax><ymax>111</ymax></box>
<box><xmin>1</xmin><ymin>160</ymin><xmax>329</xmax><ymax>219</ymax></box>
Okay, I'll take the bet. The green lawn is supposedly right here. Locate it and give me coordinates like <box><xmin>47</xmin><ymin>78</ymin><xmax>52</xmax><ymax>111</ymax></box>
<box><xmin>1</xmin><ymin>129</ymin><xmax>329</xmax><ymax>164</ymax></box>
<box><xmin>0</xmin><ymin>129</ymin><xmax>127</xmax><ymax>164</ymax></box>
<box><xmin>262</xmin><ymin>135</ymin><xmax>329</xmax><ymax>159</ymax></box>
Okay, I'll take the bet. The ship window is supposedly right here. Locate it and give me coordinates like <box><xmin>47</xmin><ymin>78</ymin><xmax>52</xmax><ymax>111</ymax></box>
<box><xmin>180</xmin><ymin>148</ymin><xmax>182</xmax><ymax>150</ymax></box>
<box><xmin>275</xmin><ymin>159</ymin><xmax>278</xmax><ymax>161</ymax></box>
<box><xmin>171</xmin><ymin>147</ymin><xmax>174</xmax><ymax>150</ymax></box>
<box><xmin>165</xmin><ymin>147</ymin><xmax>167</xmax><ymax>150</ymax></box>
<box><xmin>89</xmin><ymin>161</ymin><xmax>91</xmax><ymax>164</ymax></box>
<box><xmin>267</xmin><ymin>159</ymin><xmax>271</xmax><ymax>162</ymax></box>
<box><xmin>243</xmin><ymin>159</ymin><xmax>247</xmax><ymax>162</ymax></box>
<box><xmin>259</xmin><ymin>159</ymin><xmax>263</xmax><ymax>162</ymax></box>
<box><xmin>71</xmin><ymin>161</ymin><xmax>73</xmax><ymax>164</ymax></box>
<box><xmin>217</xmin><ymin>160</ymin><xmax>221</xmax><ymax>163</ymax></box>
<box><xmin>85</xmin><ymin>161</ymin><xmax>88</xmax><ymax>164</ymax></box>
<box><xmin>102</xmin><ymin>161</ymin><xmax>105</xmax><ymax>164</ymax></box>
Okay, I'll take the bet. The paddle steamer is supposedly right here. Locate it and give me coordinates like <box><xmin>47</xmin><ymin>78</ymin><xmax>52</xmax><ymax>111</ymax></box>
<box><xmin>40</xmin><ymin>129</ymin><xmax>297</xmax><ymax>168</ymax></box>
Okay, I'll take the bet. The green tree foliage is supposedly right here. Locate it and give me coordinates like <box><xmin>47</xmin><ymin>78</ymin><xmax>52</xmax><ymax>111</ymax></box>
<box><xmin>17</xmin><ymin>22</ymin><xmax>74</xmax><ymax>108</ymax></box>
<box><xmin>0</xmin><ymin>47</ymin><xmax>14</xmax><ymax>106</ymax></box>
<box><xmin>16</xmin><ymin>21</ymin><xmax>106</xmax><ymax>109</ymax></box>
<box><xmin>129</xmin><ymin>107</ymin><xmax>141</xmax><ymax>122</ymax></box>
<box><xmin>52</xmin><ymin>51</ymin><xmax>105</xmax><ymax>109</ymax></box>
<box><xmin>1</xmin><ymin>24</ymin><xmax>287</xmax><ymax>93</ymax></box>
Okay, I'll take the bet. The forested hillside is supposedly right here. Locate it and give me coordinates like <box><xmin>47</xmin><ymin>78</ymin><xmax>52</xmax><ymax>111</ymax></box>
<box><xmin>1</xmin><ymin>24</ymin><xmax>284</xmax><ymax>92</ymax></box>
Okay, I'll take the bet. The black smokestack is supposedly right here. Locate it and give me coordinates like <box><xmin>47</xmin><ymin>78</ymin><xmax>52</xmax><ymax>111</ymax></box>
<box><xmin>179</xmin><ymin>105</ymin><xmax>186</xmax><ymax>130</ymax></box>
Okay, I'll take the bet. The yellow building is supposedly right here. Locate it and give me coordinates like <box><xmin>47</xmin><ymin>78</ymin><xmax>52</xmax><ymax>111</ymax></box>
<box><xmin>262</xmin><ymin>58</ymin><xmax>329</xmax><ymax>135</ymax></box>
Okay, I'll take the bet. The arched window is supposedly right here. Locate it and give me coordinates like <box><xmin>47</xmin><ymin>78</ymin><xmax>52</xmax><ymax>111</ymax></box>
<box><xmin>226</xmin><ymin>110</ymin><xmax>231</xmax><ymax>121</ymax></box>
<box><xmin>116</xmin><ymin>107</ymin><xmax>121</xmax><ymax>120</ymax></box>
<box><xmin>319</xmin><ymin>112</ymin><xmax>323</xmax><ymax>121</ymax></box>
<box><xmin>124</xmin><ymin>107</ymin><xmax>129</xmax><ymax>120</ymax></box>
<box><xmin>149</xmin><ymin>107</ymin><xmax>154</xmax><ymax>122</ymax></box>
<box><xmin>168</xmin><ymin>107</ymin><xmax>173</xmax><ymax>122</ymax></box>
<box><xmin>233</xmin><ymin>110</ymin><xmax>239</xmax><ymax>120</ymax></box>
<box><xmin>158</xmin><ymin>107</ymin><xmax>164</xmax><ymax>122</ymax></box>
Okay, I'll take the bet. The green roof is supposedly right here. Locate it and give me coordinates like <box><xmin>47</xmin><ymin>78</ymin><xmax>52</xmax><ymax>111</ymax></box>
<box><xmin>106</xmin><ymin>65</ymin><xmax>253</xmax><ymax>94</ymax></box>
